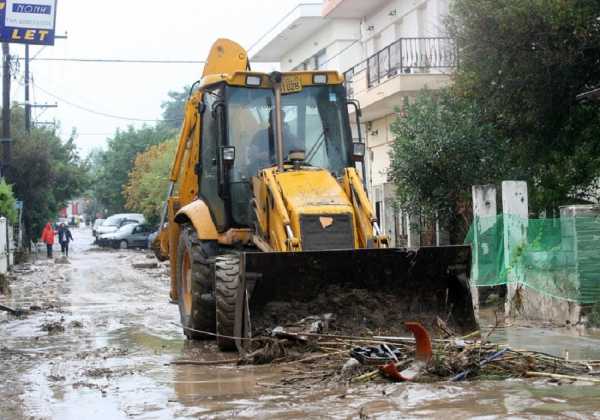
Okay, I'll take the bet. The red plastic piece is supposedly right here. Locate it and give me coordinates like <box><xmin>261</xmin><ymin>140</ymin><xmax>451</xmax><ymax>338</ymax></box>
<box><xmin>379</xmin><ymin>322</ymin><xmax>433</xmax><ymax>382</ymax></box>
<box><xmin>380</xmin><ymin>362</ymin><xmax>403</xmax><ymax>381</ymax></box>
<box><xmin>404</xmin><ymin>321</ymin><xmax>432</xmax><ymax>362</ymax></box>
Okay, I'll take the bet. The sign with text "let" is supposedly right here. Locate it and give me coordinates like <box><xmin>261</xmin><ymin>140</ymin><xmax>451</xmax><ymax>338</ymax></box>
<box><xmin>0</xmin><ymin>0</ymin><xmax>57</xmax><ymax>45</ymax></box>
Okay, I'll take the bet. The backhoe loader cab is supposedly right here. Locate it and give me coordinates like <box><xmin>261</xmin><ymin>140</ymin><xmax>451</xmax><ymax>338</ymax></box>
<box><xmin>199</xmin><ymin>72</ymin><xmax>361</xmax><ymax>232</ymax></box>
<box><xmin>157</xmin><ymin>39</ymin><xmax>476</xmax><ymax>351</ymax></box>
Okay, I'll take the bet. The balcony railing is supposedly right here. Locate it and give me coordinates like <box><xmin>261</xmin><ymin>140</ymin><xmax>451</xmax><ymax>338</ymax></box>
<box><xmin>343</xmin><ymin>37</ymin><xmax>458</xmax><ymax>96</ymax></box>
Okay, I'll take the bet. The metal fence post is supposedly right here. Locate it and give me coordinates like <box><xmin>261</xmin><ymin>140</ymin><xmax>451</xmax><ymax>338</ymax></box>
<box><xmin>387</xmin><ymin>45</ymin><xmax>391</xmax><ymax>77</ymax></box>
<box><xmin>400</xmin><ymin>39</ymin><xmax>404</xmax><ymax>72</ymax></box>
<box><xmin>377</xmin><ymin>52</ymin><xmax>381</xmax><ymax>85</ymax></box>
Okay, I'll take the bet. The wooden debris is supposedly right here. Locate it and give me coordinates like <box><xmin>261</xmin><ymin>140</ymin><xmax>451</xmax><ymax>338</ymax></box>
<box><xmin>171</xmin><ymin>358</ymin><xmax>239</xmax><ymax>366</ymax></box>
<box><xmin>174</xmin><ymin>321</ymin><xmax>600</xmax><ymax>389</ymax></box>
<box><xmin>280</xmin><ymin>350</ymin><xmax>347</xmax><ymax>365</ymax></box>
<box><xmin>0</xmin><ymin>303</ymin><xmax>26</xmax><ymax>316</ymax></box>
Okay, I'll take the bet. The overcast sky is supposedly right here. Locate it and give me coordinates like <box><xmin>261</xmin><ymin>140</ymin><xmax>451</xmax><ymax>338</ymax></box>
<box><xmin>17</xmin><ymin>0</ymin><xmax>307</xmax><ymax>155</ymax></box>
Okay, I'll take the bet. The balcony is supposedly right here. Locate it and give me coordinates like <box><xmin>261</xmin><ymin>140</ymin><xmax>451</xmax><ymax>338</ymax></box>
<box><xmin>343</xmin><ymin>37</ymin><xmax>458</xmax><ymax>120</ymax></box>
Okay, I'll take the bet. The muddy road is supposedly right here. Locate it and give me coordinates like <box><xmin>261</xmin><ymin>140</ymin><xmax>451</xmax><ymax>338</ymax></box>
<box><xmin>2</xmin><ymin>228</ymin><xmax>600</xmax><ymax>419</ymax></box>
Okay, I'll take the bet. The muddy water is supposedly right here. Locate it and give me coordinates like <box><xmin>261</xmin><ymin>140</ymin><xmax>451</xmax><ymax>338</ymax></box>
<box><xmin>1</xmin><ymin>228</ymin><xmax>600</xmax><ymax>419</ymax></box>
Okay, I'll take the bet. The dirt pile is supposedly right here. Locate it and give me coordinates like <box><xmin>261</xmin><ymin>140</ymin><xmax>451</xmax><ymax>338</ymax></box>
<box><xmin>132</xmin><ymin>261</ymin><xmax>158</xmax><ymax>269</ymax></box>
<box><xmin>40</xmin><ymin>320</ymin><xmax>65</xmax><ymax>334</ymax></box>
<box><xmin>252</xmin><ymin>285</ymin><xmax>452</xmax><ymax>338</ymax></box>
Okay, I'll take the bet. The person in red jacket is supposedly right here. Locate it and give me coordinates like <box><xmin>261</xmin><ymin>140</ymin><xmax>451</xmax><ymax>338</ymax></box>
<box><xmin>41</xmin><ymin>222</ymin><xmax>55</xmax><ymax>259</ymax></box>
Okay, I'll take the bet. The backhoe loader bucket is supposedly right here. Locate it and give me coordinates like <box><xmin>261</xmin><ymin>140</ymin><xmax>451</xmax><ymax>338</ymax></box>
<box><xmin>235</xmin><ymin>245</ymin><xmax>477</xmax><ymax>345</ymax></box>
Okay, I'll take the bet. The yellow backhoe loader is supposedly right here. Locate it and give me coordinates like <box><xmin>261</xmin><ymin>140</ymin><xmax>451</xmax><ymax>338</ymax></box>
<box><xmin>155</xmin><ymin>39</ymin><xmax>477</xmax><ymax>351</ymax></box>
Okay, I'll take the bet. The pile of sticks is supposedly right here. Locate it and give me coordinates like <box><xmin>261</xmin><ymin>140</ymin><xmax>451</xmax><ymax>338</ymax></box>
<box><xmin>254</xmin><ymin>330</ymin><xmax>600</xmax><ymax>384</ymax></box>
<box><xmin>173</xmin><ymin>326</ymin><xmax>600</xmax><ymax>385</ymax></box>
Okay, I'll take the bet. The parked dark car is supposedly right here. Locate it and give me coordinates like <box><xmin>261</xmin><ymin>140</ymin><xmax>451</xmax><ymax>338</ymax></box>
<box><xmin>98</xmin><ymin>223</ymin><xmax>154</xmax><ymax>249</ymax></box>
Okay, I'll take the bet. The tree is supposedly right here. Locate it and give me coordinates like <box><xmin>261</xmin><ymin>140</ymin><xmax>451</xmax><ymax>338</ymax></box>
<box><xmin>389</xmin><ymin>91</ymin><xmax>509</xmax><ymax>238</ymax></box>
<box><xmin>5</xmin><ymin>107</ymin><xmax>88</xmax><ymax>240</ymax></box>
<box><xmin>160</xmin><ymin>86</ymin><xmax>189</xmax><ymax>130</ymax></box>
<box><xmin>0</xmin><ymin>180</ymin><xmax>17</xmax><ymax>224</ymax></box>
<box><xmin>123</xmin><ymin>138</ymin><xmax>177</xmax><ymax>224</ymax></box>
<box><xmin>81</xmin><ymin>148</ymin><xmax>105</xmax><ymax>221</ymax></box>
<box><xmin>94</xmin><ymin>124</ymin><xmax>174</xmax><ymax>214</ymax></box>
<box><xmin>90</xmin><ymin>86</ymin><xmax>187</xmax><ymax>214</ymax></box>
<box><xmin>446</xmin><ymin>0</ymin><xmax>600</xmax><ymax>211</ymax></box>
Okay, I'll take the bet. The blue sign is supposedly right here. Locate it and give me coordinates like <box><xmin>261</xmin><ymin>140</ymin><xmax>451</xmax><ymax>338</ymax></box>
<box><xmin>0</xmin><ymin>0</ymin><xmax>57</xmax><ymax>45</ymax></box>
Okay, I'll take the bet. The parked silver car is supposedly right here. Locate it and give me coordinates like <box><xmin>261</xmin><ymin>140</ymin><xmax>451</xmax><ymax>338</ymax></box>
<box><xmin>92</xmin><ymin>218</ymin><xmax>105</xmax><ymax>237</ymax></box>
<box><xmin>98</xmin><ymin>223</ymin><xmax>154</xmax><ymax>249</ymax></box>
<box><xmin>94</xmin><ymin>213</ymin><xmax>145</xmax><ymax>239</ymax></box>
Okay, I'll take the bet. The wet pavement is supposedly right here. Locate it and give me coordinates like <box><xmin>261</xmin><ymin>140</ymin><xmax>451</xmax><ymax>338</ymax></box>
<box><xmin>2</xmin><ymin>228</ymin><xmax>600</xmax><ymax>419</ymax></box>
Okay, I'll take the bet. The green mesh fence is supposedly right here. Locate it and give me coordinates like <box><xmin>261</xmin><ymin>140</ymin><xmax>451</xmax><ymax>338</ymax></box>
<box><xmin>465</xmin><ymin>215</ymin><xmax>600</xmax><ymax>304</ymax></box>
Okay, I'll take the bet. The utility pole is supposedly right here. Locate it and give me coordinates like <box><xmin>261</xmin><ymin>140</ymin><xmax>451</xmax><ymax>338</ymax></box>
<box><xmin>2</xmin><ymin>42</ymin><xmax>10</xmax><ymax>178</ymax></box>
<box><xmin>24</xmin><ymin>44</ymin><xmax>30</xmax><ymax>132</ymax></box>
<box><xmin>24</xmin><ymin>34</ymin><xmax>66</xmax><ymax>133</ymax></box>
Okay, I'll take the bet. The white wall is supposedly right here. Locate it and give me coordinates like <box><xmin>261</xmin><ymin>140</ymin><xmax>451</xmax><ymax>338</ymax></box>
<box><xmin>362</xmin><ymin>0</ymin><xmax>448</xmax><ymax>46</ymax></box>
<box><xmin>366</xmin><ymin>114</ymin><xmax>399</xmax><ymax>186</ymax></box>
<box><xmin>281</xmin><ymin>19</ymin><xmax>361</xmax><ymax>71</ymax></box>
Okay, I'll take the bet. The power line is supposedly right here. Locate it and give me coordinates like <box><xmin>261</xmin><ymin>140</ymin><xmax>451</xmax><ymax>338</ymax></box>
<box><xmin>20</xmin><ymin>57</ymin><xmax>206</xmax><ymax>64</ymax></box>
<box><xmin>29</xmin><ymin>80</ymin><xmax>175</xmax><ymax>123</ymax></box>
<box><xmin>321</xmin><ymin>38</ymin><xmax>361</xmax><ymax>69</ymax></box>
<box><xmin>31</xmin><ymin>46</ymin><xmax>47</xmax><ymax>60</ymax></box>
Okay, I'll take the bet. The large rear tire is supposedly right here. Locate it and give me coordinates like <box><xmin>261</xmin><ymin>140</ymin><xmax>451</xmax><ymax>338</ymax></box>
<box><xmin>214</xmin><ymin>254</ymin><xmax>240</xmax><ymax>351</ymax></box>
<box><xmin>176</xmin><ymin>226</ymin><xmax>216</xmax><ymax>340</ymax></box>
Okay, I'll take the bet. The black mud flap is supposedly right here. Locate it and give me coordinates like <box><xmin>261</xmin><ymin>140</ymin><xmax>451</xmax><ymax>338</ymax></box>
<box><xmin>234</xmin><ymin>246</ymin><xmax>477</xmax><ymax>352</ymax></box>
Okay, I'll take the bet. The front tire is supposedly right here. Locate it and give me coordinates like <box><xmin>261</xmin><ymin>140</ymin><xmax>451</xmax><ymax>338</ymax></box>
<box><xmin>214</xmin><ymin>254</ymin><xmax>241</xmax><ymax>351</ymax></box>
<box><xmin>119</xmin><ymin>240</ymin><xmax>128</xmax><ymax>249</ymax></box>
<box><xmin>176</xmin><ymin>226</ymin><xmax>216</xmax><ymax>340</ymax></box>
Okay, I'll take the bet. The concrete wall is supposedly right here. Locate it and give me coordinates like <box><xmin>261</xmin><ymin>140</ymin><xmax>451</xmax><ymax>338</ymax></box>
<box><xmin>471</xmin><ymin>184</ymin><xmax>499</xmax><ymax>319</ymax></box>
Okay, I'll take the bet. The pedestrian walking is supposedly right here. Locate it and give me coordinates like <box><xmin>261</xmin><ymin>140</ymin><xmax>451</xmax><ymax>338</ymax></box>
<box><xmin>41</xmin><ymin>222</ymin><xmax>55</xmax><ymax>259</ymax></box>
<box><xmin>57</xmin><ymin>223</ymin><xmax>74</xmax><ymax>257</ymax></box>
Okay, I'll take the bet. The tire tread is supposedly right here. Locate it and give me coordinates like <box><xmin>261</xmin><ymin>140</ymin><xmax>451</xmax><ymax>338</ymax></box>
<box><xmin>214</xmin><ymin>254</ymin><xmax>240</xmax><ymax>351</ymax></box>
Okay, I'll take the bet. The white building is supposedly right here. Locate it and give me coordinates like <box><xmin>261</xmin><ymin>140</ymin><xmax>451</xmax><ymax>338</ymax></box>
<box><xmin>250</xmin><ymin>0</ymin><xmax>457</xmax><ymax>246</ymax></box>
